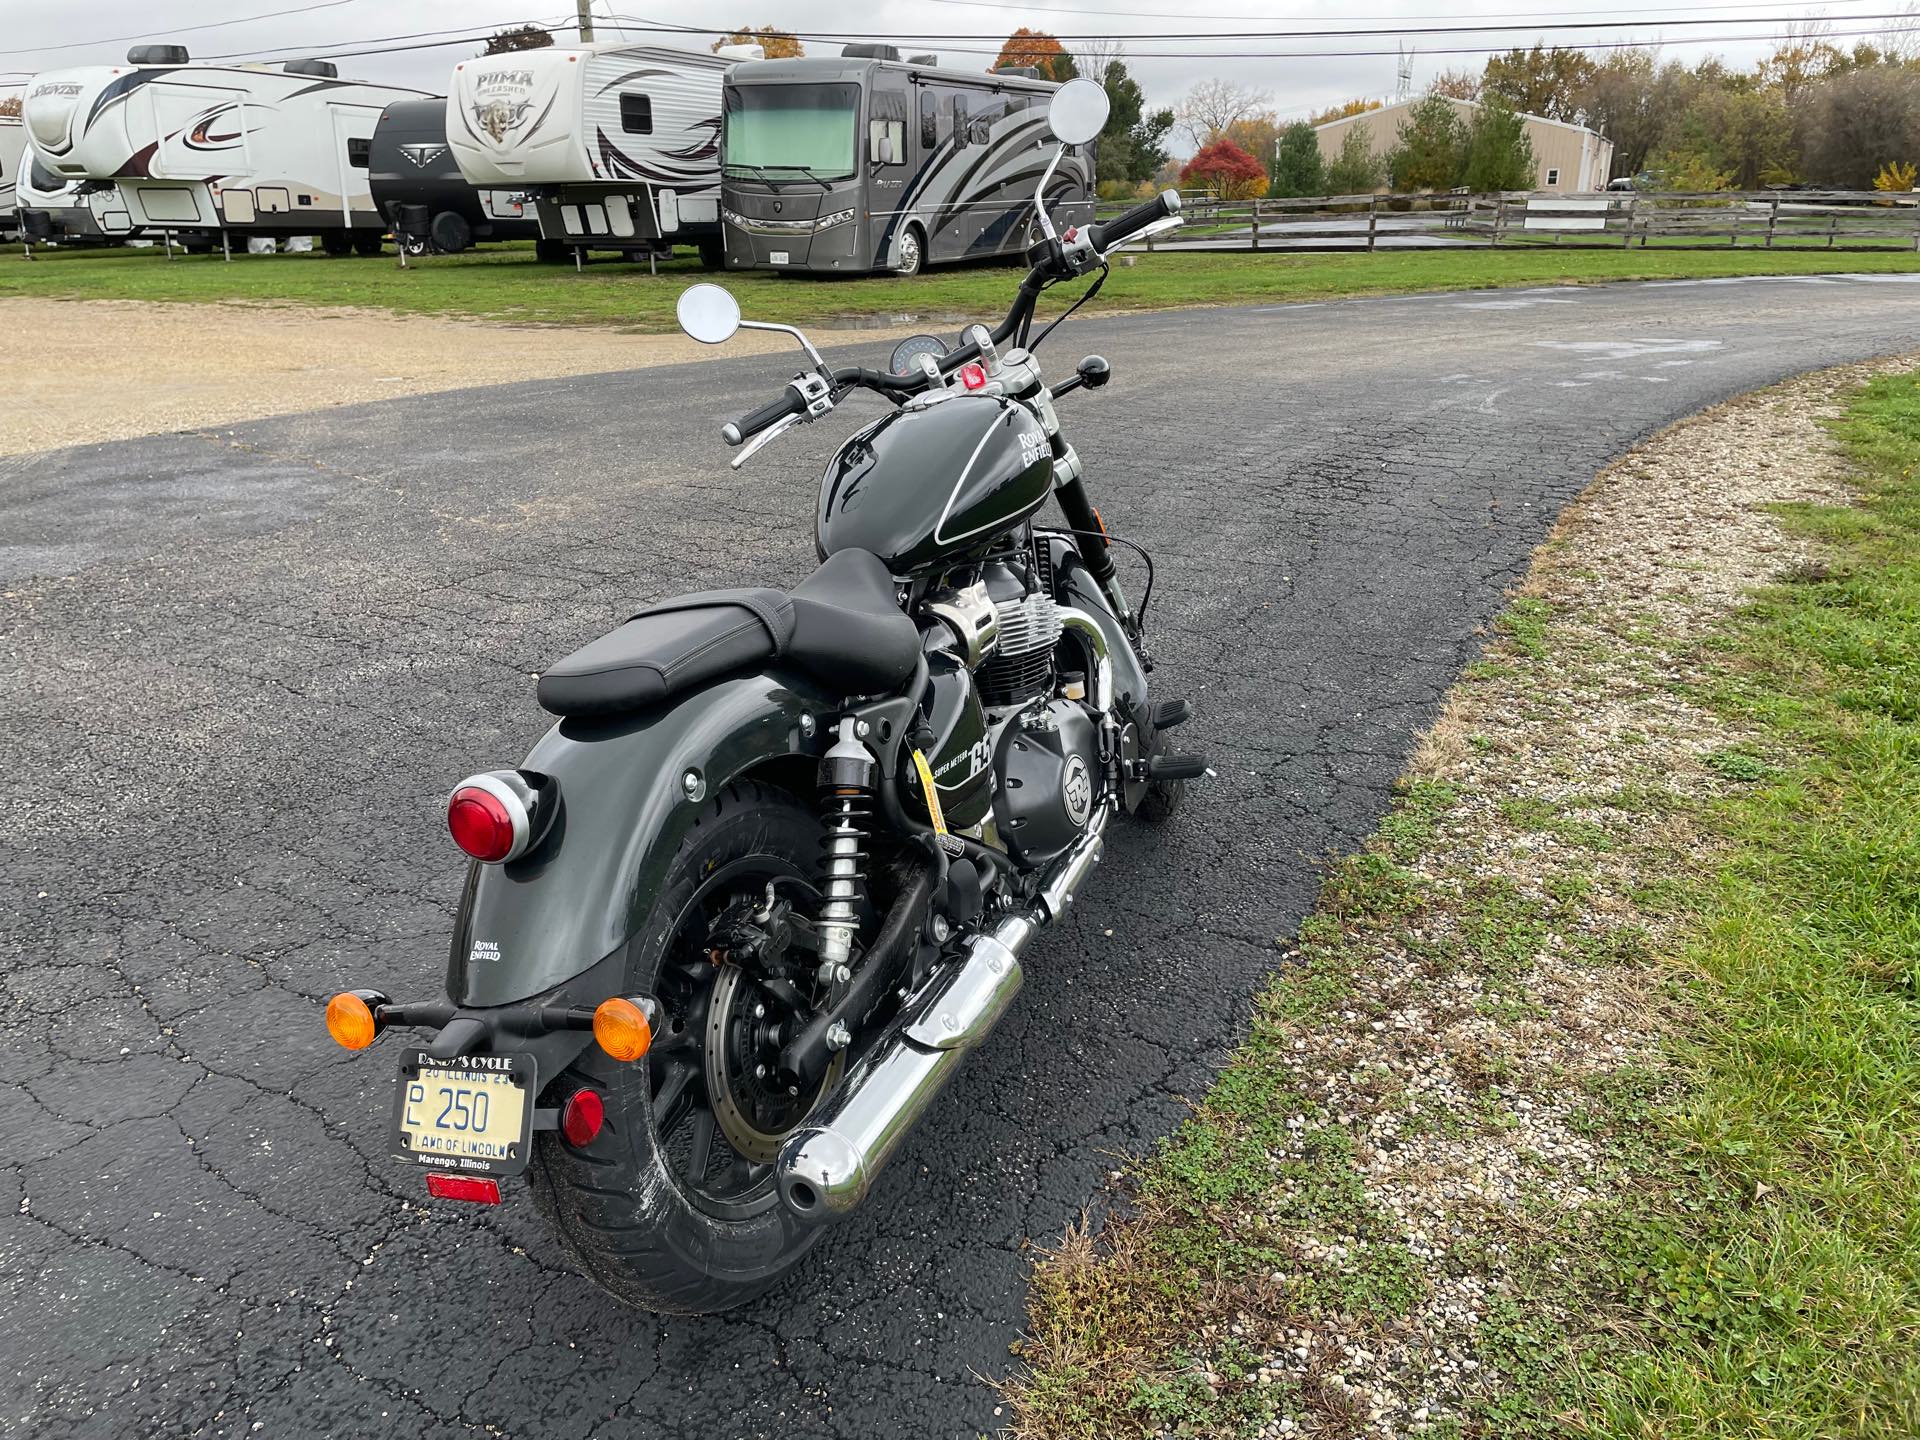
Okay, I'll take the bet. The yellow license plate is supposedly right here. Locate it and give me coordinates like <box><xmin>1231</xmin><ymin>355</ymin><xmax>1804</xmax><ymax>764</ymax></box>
<box><xmin>390</xmin><ymin>1051</ymin><xmax>534</xmax><ymax>1176</ymax></box>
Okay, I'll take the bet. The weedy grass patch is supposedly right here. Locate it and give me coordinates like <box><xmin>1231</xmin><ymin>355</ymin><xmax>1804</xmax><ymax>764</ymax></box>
<box><xmin>1005</xmin><ymin>367</ymin><xmax>1920</xmax><ymax>1437</ymax></box>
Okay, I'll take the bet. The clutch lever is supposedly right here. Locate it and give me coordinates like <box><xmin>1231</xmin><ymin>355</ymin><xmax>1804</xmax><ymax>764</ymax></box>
<box><xmin>729</xmin><ymin>411</ymin><xmax>805</xmax><ymax>470</ymax></box>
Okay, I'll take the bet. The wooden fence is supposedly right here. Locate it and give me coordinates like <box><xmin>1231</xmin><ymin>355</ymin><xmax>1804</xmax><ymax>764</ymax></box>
<box><xmin>1093</xmin><ymin>189</ymin><xmax>1920</xmax><ymax>252</ymax></box>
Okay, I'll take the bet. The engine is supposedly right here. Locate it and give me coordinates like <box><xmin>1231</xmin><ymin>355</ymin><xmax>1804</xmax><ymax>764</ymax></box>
<box><xmin>976</xmin><ymin>553</ymin><xmax>1061</xmax><ymax>711</ymax></box>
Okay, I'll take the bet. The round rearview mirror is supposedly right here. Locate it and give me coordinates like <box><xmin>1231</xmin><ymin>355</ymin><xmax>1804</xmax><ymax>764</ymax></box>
<box><xmin>676</xmin><ymin>283</ymin><xmax>741</xmax><ymax>345</ymax></box>
<box><xmin>1046</xmin><ymin>78</ymin><xmax>1110</xmax><ymax>147</ymax></box>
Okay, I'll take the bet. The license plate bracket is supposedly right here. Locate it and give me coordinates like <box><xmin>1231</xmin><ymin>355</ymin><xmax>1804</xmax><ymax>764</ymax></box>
<box><xmin>389</xmin><ymin>1049</ymin><xmax>537</xmax><ymax>1178</ymax></box>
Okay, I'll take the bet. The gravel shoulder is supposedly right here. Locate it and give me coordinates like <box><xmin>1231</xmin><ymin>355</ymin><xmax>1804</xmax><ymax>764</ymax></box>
<box><xmin>0</xmin><ymin>297</ymin><xmax>914</xmax><ymax>457</ymax></box>
<box><xmin>1009</xmin><ymin>353</ymin><xmax>1920</xmax><ymax>1438</ymax></box>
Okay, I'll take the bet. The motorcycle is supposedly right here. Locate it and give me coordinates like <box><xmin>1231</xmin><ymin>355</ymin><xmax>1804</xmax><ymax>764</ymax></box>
<box><xmin>323</xmin><ymin>78</ymin><xmax>1205</xmax><ymax>1313</ymax></box>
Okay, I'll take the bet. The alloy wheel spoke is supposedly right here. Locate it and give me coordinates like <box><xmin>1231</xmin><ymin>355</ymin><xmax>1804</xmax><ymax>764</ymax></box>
<box><xmin>685</xmin><ymin>1108</ymin><xmax>715</xmax><ymax>1180</ymax></box>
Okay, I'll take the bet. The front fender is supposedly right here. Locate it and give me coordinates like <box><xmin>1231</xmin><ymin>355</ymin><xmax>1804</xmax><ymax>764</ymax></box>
<box><xmin>448</xmin><ymin>667</ymin><xmax>836</xmax><ymax>1007</ymax></box>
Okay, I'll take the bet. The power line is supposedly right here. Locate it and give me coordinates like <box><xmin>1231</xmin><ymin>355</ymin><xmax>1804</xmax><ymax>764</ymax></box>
<box><xmin>202</xmin><ymin>16</ymin><xmax>578</xmax><ymax>62</ymax></box>
<box><xmin>921</xmin><ymin>0</ymin><xmax>1898</xmax><ymax>23</ymax></box>
<box><xmin>4</xmin><ymin>0</ymin><xmax>368</xmax><ymax>58</ymax></box>
<box><xmin>605</xmin><ymin>10</ymin><xmax>1919</xmax><ymax>42</ymax></box>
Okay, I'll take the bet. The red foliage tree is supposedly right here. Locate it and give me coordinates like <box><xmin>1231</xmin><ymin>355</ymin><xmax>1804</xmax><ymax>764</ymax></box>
<box><xmin>1180</xmin><ymin>137</ymin><xmax>1268</xmax><ymax>199</ymax></box>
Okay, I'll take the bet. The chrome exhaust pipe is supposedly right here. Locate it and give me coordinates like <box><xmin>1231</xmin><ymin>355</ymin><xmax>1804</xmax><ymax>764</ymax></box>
<box><xmin>775</xmin><ymin>812</ymin><xmax>1107</xmax><ymax>1223</ymax></box>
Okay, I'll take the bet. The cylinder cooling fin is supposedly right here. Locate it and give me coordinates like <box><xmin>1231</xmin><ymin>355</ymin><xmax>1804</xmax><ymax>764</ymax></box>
<box><xmin>977</xmin><ymin>556</ymin><xmax>1062</xmax><ymax>711</ymax></box>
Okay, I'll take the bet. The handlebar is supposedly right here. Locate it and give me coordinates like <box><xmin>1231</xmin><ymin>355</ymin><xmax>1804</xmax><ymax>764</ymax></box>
<box><xmin>723</xmin><ymin>386</ymin><xmax>809</xmax><ymax>446</ymax></box>
<box><xmin>1087</xmin><ymin>189</ymin><xmax>1181</xmax><ymax>254</ymax></box>
<box><xmin>720</xmin><ymin>195</ymin><xmax>1177</xmax><ymax>446</ymax></box>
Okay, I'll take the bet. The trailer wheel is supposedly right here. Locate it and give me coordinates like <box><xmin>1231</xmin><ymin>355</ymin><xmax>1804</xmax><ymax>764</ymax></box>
<box><xmin>893</xmin><ymin>224</ymin><xmax>925</xmax><ymax>278</ymax></box>
<box><xmin>352</xmin><ymin>231</ymin><xmax>385</xmax><ymax>257</ymax></box>
<box><xmin>535</xmin><ymin>238</ymin><xmax>571</xmax><ymax>264</ymax></box>
<box><xmin>320</xmin><ymin>230</ymin><xmax>354</xmax><ymax>257</ymax></box>
<box><xmin>430</xmin><ymin>211</ymin><xmax>472</xmax><ymax>254</ymax></box>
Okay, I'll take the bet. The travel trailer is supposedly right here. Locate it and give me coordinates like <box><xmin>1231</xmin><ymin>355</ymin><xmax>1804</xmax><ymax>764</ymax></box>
<box><xmin>447</xmin><ymin>42</ymin><xmax>745</xmax><ymax>263</ymax></box>
<box><xmin>368</xmin><ymin>98</ymin><xmax>544</xmax><ymax>255</ymax></box>
<box><xmin>22</xmin><ymin>45</ymin><xmax>432</xmax><ymax>252</ymax></box>
<box><xmin>1</xmin><ymin>82</ymin><xmax>25</xmax><ymax>232</ymax></box>
<box><xmin>719</xmin><ymin>48</ymin><xmax>1094</xmax><ymax>276</ymax></box>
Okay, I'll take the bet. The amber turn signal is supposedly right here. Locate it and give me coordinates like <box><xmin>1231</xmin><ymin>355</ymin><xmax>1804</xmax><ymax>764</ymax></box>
<box><xmin>325</xmin><ymin>991</ymin><xmax>380</xmax><ymax>1051</ymax></box>
<box><xmin>593</xmin><ymin>996</ymin><xmax>653</xmax><ymax>1062</ymax></box>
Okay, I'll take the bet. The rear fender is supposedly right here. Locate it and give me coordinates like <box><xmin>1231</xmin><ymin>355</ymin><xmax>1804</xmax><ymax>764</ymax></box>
<box><xmin>448</xmin><ymin>668</ymin><xmax>837</xmax><ymax>1007</ymax></box>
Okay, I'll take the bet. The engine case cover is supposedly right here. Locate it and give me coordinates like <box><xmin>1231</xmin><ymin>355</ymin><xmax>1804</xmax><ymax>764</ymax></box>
<box><xmin>992</xmin><ymin>699</ymin><xmax>1100</xmax><ymax>868</ymax></box>
<box><xmin>904</xmin><ymin>650</ymin><xmax>994</xmax><ymax>831</ymax></box>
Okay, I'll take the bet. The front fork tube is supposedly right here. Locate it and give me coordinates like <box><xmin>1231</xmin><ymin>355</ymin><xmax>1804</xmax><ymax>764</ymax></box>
<box><xmin>1053</xmin><ymin>446</ymin><xmax>1139</xmax><ymax>646</ymax></box>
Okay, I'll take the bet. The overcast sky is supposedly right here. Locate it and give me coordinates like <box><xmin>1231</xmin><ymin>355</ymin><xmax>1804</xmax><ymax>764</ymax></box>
<box><xmin>5</xmin><ymin>0</ymin><xmax>1911</xmax><ymax>145</ymax></box>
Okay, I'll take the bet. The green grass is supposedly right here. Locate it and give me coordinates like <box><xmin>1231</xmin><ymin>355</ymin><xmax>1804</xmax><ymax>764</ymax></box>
<box><xmin>1568</xmin><ymin>373</ymin><xmax>1920</xmax><ymax>1437</ymax></box>
<box><xmin>6</xmin><ymin>239</ymin><xmax>1920</xmax><ymax>330</ymax></box>
<box><xmin>1006</xmin><ymin>370</ymin><xmax>1920</xmax><ymax>1437</ymax></box>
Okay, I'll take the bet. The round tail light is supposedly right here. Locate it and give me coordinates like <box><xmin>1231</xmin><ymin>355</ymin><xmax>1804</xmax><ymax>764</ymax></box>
<box><xmin>447</xmin><ymin>774</ymin><xmax>531</xmax><ymax>863</ymax></box>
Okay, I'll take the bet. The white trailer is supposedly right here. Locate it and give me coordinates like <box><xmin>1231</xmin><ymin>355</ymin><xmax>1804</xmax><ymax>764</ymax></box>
<box><xmin>447</xmin><ymin>42</ymin><xmax>745</xmax><ymax>263</ymax></box>
<box><xmin>16</xmin><ymin>135</ymin><xmax>147</xmax><ymax>243</ymax></box>
<box><xmin>1</xmin><ymin>83</ymin><xmax>25</xmax><ymax>232</ymax></box>
<box><xmin>22</xmin><ymin>45</ymin><xmax>432</xmax><ymax>253</ymax></box>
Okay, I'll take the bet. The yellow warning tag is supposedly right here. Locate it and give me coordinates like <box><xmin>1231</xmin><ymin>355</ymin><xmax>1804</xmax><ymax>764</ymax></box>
<box><xmin>910</xmin><ymin>749</ymin><xmax>949</xmax><ymax>835</ymax></box>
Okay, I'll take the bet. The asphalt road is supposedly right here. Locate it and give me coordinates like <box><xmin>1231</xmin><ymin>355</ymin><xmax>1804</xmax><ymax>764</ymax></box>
<box><xmin>5</xmin><ymin>274</ymin><xmax>1919</xmax><ymax>1440</ymax></box>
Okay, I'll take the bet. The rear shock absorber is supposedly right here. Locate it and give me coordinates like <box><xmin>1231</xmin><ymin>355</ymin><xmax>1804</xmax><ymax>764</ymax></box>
<box><xmin>815</xmin><ymin>717</ymin><xmax>877</xmax><ymax>996</ymax></box>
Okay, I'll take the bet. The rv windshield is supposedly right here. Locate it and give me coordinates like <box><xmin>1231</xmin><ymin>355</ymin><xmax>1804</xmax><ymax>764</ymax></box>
<box><xmin>724</xmin><ymin>83</ymin><xmax>858</xmax><ymax>182</ymax></box>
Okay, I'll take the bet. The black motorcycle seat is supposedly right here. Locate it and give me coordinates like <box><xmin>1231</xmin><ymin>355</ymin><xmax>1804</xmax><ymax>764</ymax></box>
<box><xmin>536</xmin><ymin>548</ymin><xmax>920</xmax><ymax>718</ymax></box>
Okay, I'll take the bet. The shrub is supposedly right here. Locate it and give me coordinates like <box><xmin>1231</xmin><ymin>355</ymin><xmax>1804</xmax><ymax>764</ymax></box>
<box><xmin>1180</xmin><ymin>137</ymin><xmax>1269</xmax><ymax>200</ymax></box>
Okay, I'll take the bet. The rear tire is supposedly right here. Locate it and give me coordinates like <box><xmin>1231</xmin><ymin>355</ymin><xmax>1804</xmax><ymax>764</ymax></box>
<box><xmin>429</xmin><ymin>210</ymin><xmax>472</xmax><ymax>254</ymax></box>
<box><xmin>320</xmin><ymin>229</ymin><xmax>354</xmax><ymax>257</ymax></box>
<box><xmin>894</xmin><ymin>224</ymin><xmax>925</xmax><ymax>278</ymax></box>
<box><xmin>529</xmin><ymin>780</ymin><xmax>841</xmax><ymax>1313</ymax></box>
<box><xmin>352</xmin><ymin>231</ymin><xmax>384</xmax><ymax>257</ymax></box>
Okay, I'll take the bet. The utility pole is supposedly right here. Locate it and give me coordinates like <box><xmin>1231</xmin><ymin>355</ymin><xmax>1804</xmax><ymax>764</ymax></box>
<box><xmin>576</xmin><ymin>0</ymin><xmax>594</xmax><ymax>43</ymax></box>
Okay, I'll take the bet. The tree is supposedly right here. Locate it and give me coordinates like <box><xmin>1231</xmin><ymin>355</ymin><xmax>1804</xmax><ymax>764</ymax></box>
<box><xmin>1308</xmin><ymin>97</ymin><xmax>1382</xmax><ymax>127</ymax></box>
<box><xmin>484</xmin><ymin>24</ymin><xmax>553</xmax><ymax>53</ymax></box>
<box><xmin>1223</xmin><ymin>113</ymin><xmax>1282</xmax><ymax>183</ymax></box>
<box><xmin>1647</xmin><ymin>147</ymin><xmax>1733</xmax><ymax>191</ymax></box>
<box><xmin>1176</xmin><ymin>78</ymin><xmax>1274</xmax><ymax>149</ymax></box>
<box><xmin>1181</xmin><ymin>137</ymin><xmax>1268</xmax><ymax>199</ymax></box>
<box><xmin>0</xmin><ymin>94</ymin><xmax>19</xmax><ymax>120</ymax></box>
<box><xmin>1090</xmin><ymin>56</ymin><xmax>1173</xmax><ymax>185</ymax></box>
<box><xmin>1875</xmin><ymin>158</ymin><xmax>1918</xmax><ymax>191</ymax></box>
<box><xmin>991</xmin><ymin>28</ymin><xmax>1075</xmax><ymax>82</ymax></box>
<box><xmin>1481</xmin><ymin>44</ymin><xmax>1596</xmax><ymax>122</ymax></box>
<box><xmin>711</xmin><ymin>26</ymin><xmax>803</xmax><ymax>59</ymax></box>
<box><xmin>1798</xmin><ymin>66</ymin><xmax>1920</xmax><ymax>188</ymax></box>
<box><xmin>1460</xmin><ymin>95</ymin><xmax>1536</xmax><ymax>190</ymax></box>
<box><xmin>1428</xmin><ymin>68</ymin><xmax>1482</xmax><ymax>102</ymax></box>
<box><xmin>1688</xmin><ymin>87</ymin><xmax>1795</xmax><ymax>189</ymax></box>
<box><xmin>1325</xmin><ymin>126</ymin><xmax>1385</xmax><ymax>193</ymax></box>
<box><xmin>1387</xmin><ymin>94</ymin><xmax>1468</xmax><ymax>190</ymax></box>
<box><xmin>1271</xmin><ymin>121</ymin><xmax>1326</xmax><ymax>196</ymax></box>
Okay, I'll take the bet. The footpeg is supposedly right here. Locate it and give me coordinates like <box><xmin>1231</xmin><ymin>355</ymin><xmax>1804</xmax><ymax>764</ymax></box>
<box><xmin>1151</xmin><ymin>697</ymin><xmax>1192</xmax><ymax>730</ymax></box>
<box><xmin>1148</xmin><ymin>753</ymin><xmax>1209</xmax><ymax>782</ymax></box>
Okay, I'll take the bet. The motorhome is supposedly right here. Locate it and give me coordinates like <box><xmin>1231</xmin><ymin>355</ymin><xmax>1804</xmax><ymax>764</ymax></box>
<box><xmin>1</xmin><ymin>82</ymin><xmax>25</xmax><ymax>232</ymax></box>
<box><xmin>369</xmin><ymin>98</ymin><xmax>544</xmax><ymax>256</ymax></box>
<box><xmin>22</xmin><ymin>45</ymin><xmax>432</xmax><ymax>252</ymax></box>
<box><xmin>447</xmin><ymin>42</ymin><xmax>744</xmax><ymax>263</ymax></box>
<box><xmin>719</xmin><ymin>48</ymin><xmax>1094</xmax><ymax>276</ymax></box>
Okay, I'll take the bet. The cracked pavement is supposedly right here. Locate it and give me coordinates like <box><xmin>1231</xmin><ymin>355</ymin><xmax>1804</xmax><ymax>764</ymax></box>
<box><xmin>5</xmin><ymin>274</ymin><xmax>1920</xmax><ymax>1439</ymax></box>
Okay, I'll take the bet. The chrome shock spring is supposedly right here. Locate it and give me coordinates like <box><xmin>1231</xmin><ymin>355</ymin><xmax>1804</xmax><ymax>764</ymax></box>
<box><xmin>814</xmin><ymin>718</ymin><xmax>877</xmax><ymax>991</ymax></box>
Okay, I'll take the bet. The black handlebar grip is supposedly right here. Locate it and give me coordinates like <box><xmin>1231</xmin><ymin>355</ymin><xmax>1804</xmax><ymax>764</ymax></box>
<box><xmin>1087</xmin><ymin>189</ymin><xmax>1181</xmax><ymax>253</ymax></box>
<box><xmin>722</xmin><ymin>385</ymin><xmax>807</xmax><ymax>446</ymax></box>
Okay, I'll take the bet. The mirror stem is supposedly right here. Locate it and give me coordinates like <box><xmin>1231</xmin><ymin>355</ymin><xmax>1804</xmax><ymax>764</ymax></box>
<box><xmin>738</xmin><ymin>318</ymin><xmax>829</xmax><ymax>371</ymax></box>
<box><xmin>1033</xmin><ymin>144</ymin><xmax>1067</xmax><ymax>242</ymax></box>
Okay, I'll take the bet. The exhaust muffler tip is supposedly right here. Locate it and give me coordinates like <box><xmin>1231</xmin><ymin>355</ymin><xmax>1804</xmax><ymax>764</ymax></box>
<box><xmin>777</xmin><ymin>1128</ymin><xmax>869</xmax><ymax>1224</ymax></box>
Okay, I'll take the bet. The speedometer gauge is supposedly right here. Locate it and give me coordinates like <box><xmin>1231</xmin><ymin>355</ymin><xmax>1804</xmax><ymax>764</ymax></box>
<box><xmin>889</xmin><ymin>333</ymin><xmax>950</xmax><ymax>376</ymax></box>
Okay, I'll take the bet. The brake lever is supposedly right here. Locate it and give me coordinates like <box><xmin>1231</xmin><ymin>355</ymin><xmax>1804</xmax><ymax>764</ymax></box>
<box><xmin>729</xmin><ymin>411</ymin><xmax>806</xmax><ymax>470</ymax></box>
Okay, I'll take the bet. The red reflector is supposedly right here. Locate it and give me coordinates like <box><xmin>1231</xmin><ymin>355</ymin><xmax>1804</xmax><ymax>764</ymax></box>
<box><xmin>561</xmin><ymin>1087</ymin><xmax>605</xmax><ymax>1147</ymax></box>
<box><xmin>425</xmin><ymin>1173</ymin><xmax>501</xmax><ymax>1205</ymax></box>
<box><xmin>959</xmin><ymin>362</ymin><xmax>987</xmax><ymax>391</ymax></box>
<box><xmin>448</xmin><ymin>786</ymin><xmax>515</xmax><ymax>862</ymax></box>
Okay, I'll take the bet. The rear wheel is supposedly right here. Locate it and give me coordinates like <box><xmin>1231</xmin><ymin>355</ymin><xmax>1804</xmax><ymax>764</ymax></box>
<box><xmin>320</xmin><ymin>229</ymin><xmax>354</xmax><ymax>257</ymax></box>
<box><xmin>429</xmin><ymin>210</ymin><xmax>472</xmax><ymax>254</ymax></box>
<box><xmin>894</xmin><ymin>224</ymin><xmax>925</xmax><ymax>278</ymax></box>
<box><xmin>352</xmin><ymin>231</ymin><xmax>384</xmax><ymax>257</ymax></box>
<box><xmin>529</xmin><ymin>781</ymin><xmax>844</xmax><ymax>1313</ymax></box>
